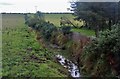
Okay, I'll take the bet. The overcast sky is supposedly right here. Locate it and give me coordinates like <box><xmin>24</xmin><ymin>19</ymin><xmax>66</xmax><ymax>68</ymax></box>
<box><xmin>0</xmin><ymin>0</ymin><xmax>119</xmax><ymax>13</ymax></box>
<box><xmin>0</xmin><ymin>0</ymin><xmax>72</xmax><ymax>13</ymax></box>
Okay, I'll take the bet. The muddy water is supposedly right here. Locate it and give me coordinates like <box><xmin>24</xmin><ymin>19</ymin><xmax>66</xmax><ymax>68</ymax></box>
<box><xmin>56</xmin><ymin>54</ymin><xmax>80</xmax><ymax>78</ymax></box>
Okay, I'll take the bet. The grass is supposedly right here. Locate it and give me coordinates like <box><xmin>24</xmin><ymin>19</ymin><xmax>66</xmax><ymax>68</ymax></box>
<box><xmin>71</xmin><ymin>28</ymin><xmax>95</xmax><ymax>36</ymax></box>
<box><xmin>2</xmin><ymin>14</ymin><xmax>67</xmax><ymax>77</ymax></box>
<box><xmin>44</xmin><ymin>13</ymin><xmax>95</xmax><ymax>36</ymax></box>
<box><xmin>44</xmin><ymin>13</ymin><xmax>74</xmax><ymax>27</ymax></box>
<box><xmin>2</xmin><ymin>13</ymin><xmax>95</xmax><ymax>77</ymax></box>
<box><xmin>2</xmin><ymin>14</ymin><xmax>25</xmax><ymax>30</ymax></box>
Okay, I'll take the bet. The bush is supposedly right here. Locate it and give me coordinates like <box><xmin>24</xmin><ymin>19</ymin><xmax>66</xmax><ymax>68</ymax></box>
<box><xmin>81</xmin><ymin>24</ymin><xmax>120</xmax><ymax>77</ymax></box>
<box><xmin>24</xmin><ymin>12</ymin><xmax>57</xmax><ymax>41</ymax></box>
<box><xmin>40</xmin><ymin>22</ymin><xmax>57</xmax><ymax>41</ymax></box>
<box><xmin>60</xmin><ymin>26</ymin><xmax>71</xmax><ymax>35</ymax></box>
<box><xmin>24</xmin><ymin>12</ymin><xmax>45</xmax><ymax>28</ymax></box>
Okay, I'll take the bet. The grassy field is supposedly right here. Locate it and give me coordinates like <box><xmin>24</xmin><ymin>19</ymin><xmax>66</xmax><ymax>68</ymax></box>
<box><xmin>2</xmin><ymin>13</ymin><xmax>95</xmax><ymax>77</ymax></box>
<box><xmin>44</xmin><ymin>13</ymin><xmax>74</xmax><ymax>27</ymax></box>
<box><xmin>71</xmin><ymin>28</ymin><xmax>95</xmax><ymax>36</ymax></box>
<box><xmin>2</xmin><ymin>14</ymin><xmax>67</xmax><ymax>77</ymax></box>
<box><xmin>2</xmin><ymin>14</ymin><xmax>25</xmax><ymax>30</ymax></box>
<box><xmin>44</xmin><ymin>13</ymin><xmax>95</xmax><ymax>36</ymax></box>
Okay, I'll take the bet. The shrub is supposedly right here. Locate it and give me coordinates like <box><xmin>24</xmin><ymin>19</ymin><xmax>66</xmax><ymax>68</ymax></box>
<box><xmin>60</xmin><ymin>26</ymin><xmax>71</xmax><ymax>35</ymax></box>
<box><xmin>81</xmin><ymin>24</ymin><xmax>120</xmax><ymax>77</ymax></box>
<box><xmin>24</xmin><ymin>12</ymin><xmax>45</xmax><ymax>28</ymax></box>
<box><xmin>40</xmin><ymin>22</ymin><xmax>57</xmax><ymax>41</ymax></box>
<box><xmin>55</xmin><ymin>32</ymin><xmax>68</xmax><ymax>46</ymax></box>
<box><xmin>24</xmin><ymin>12</ymin><xmax>57</xmax><ymax>41</ymax></box>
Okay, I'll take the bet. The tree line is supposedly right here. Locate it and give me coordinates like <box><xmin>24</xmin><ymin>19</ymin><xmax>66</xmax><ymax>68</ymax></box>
<box><xmin>71</xmin><ymin>2</ymin><xmax>120</xmax><ymax>37</ymax></box>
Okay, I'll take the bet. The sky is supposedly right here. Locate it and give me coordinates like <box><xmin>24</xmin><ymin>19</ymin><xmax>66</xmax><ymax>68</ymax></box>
<box><xmin>0</xmin><ymin>0</ymin><xmax>72</xmax><ymax>13</ymax></box>
<box><xmin>0</xmin><ymin>0</ymin><xmax>119</xmax><ymax>13</ymax></box>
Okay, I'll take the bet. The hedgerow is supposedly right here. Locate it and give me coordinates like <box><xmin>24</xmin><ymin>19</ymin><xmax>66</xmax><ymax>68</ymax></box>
<box><xmin>81</xmin><ymin>24</ymin><xmax>120</xmax><ymax>77</ymax></box>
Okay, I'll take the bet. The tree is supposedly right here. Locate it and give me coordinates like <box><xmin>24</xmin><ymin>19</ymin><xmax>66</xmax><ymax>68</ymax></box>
<box><xmin>24</xmin><ymin>11</ymin><xmax>45</xmax><ymax>28</ymax></box>
<box><xmin>35</xmin><ymin>11</ymin><xmax>44</xmax><ymax>21</ymax></box>
<box><xmin>81</xmin><ymin>24</ymin><xmax>120</xmax><ymax>77</ymax></box>
<box><xmin>71</xmin><ymin>2</ymin><xmax>120</xmax><ymax>37</ymax></box>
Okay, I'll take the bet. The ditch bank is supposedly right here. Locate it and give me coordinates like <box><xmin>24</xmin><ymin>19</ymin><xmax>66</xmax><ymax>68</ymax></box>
<box><xmin>34</xmin><ymin>30</ymin><xmax>91</xmax><ymax>77</ymax></box>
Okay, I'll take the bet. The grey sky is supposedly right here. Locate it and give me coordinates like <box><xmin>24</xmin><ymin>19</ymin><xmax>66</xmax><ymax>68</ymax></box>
<box><xmin>0</xmin><ymin>0</ymin><xmax>71</xmax><ymax>13</ymax></box>
<box><xmin>0</xmin><ymin>2</ymin><xmax>13</xmax><ymax>5</ymax></box>
<box><xmin>75</xmin><ymin>0</ymin><xmax>120</xmax><ymax>2</ymax></box>
<box><xmin>0</xmin><ymin>0</ymin><xmax>119</xmax><ymax>13</ymax></box>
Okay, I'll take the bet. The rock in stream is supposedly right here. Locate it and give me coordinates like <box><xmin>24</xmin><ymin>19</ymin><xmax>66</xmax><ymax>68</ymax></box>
<box><xmin>56</xmin><ymin>54</ymin><xmax>81</xmax><ymax>78</ymax></box>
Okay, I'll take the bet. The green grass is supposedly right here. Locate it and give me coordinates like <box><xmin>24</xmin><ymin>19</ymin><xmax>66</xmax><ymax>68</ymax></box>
<box><xmin>2</xmin><ymin>14</ymin><xmax>25</xmax><ymax>30</ymax></box>
<box><xmin>71</xmin><ymin>28</ymin><xmax>95</xmax><ymax>36</ymax></box>
<box><xmin>2</xmin><ymin>13</ymin><xmax>95</xmax><ymax>77</ymax></box>
<box><xmin>44</xmin><ymin>13</ymin><xmax>74</xmax><ymax>27</ymax></box>
<box><xmin>2</xmin><ymin>14</ymin><xmax>67</xmax><ymax>77</ymax></box>
<box><xmin>44</xmin><ymin>13</ymin><xmax>95</xmax><ymax>36</ymax></box>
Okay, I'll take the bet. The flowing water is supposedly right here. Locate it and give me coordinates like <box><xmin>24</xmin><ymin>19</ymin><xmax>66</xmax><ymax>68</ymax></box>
<box><xmin>56</xmin><ymin>54</ymin><xmax>80</xmax><ymax>78</ymax></box>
